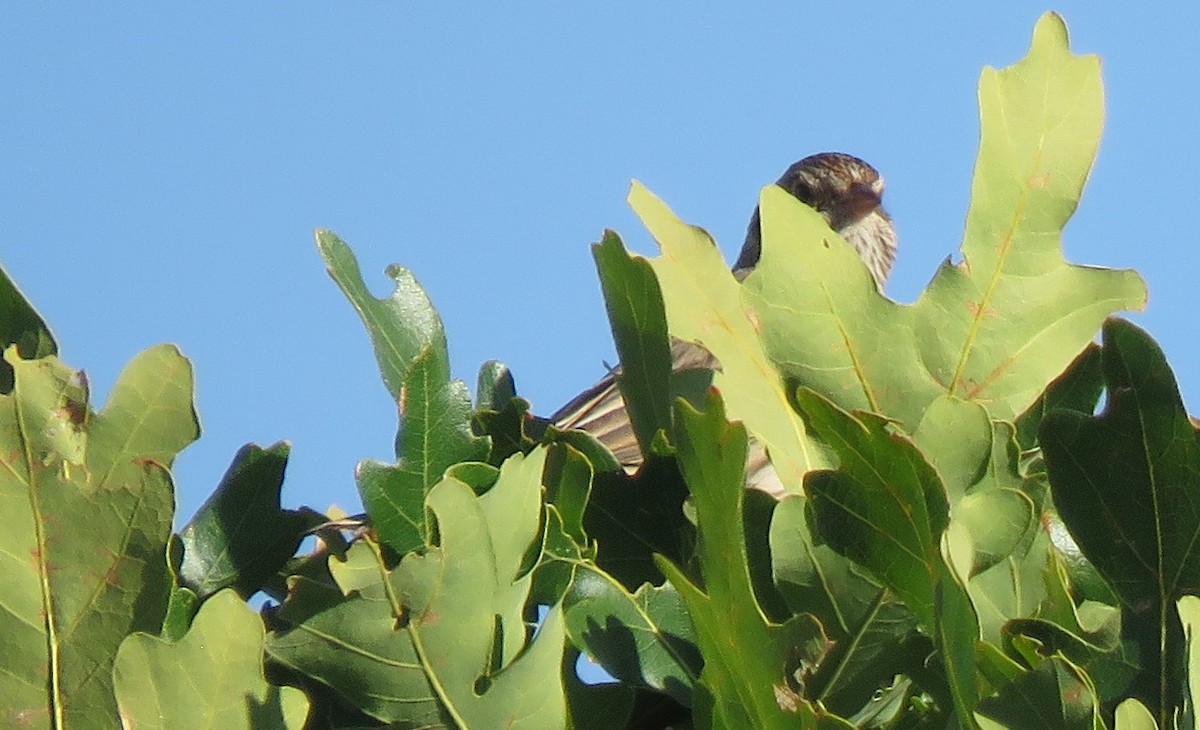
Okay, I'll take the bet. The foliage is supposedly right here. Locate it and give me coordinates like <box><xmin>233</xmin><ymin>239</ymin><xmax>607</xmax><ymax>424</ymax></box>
<box><xmin>3</xmin><ymin>11</ymin><xmax>1199</xmax><ymax>730</ymax></box>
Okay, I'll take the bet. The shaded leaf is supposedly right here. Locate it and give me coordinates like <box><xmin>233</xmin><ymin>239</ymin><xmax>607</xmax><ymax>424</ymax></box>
<box><xmin>1006</xmin><ymin>611</ymin><xmax>1140</xmax><ymax>705</ymax></box>
<box><xmin>1041</xmin><ymin>318</ymin><xmax>1200</xmax><ymax>605</ymax></box>
<box><xmin>797</xmin><ymin>388</ymin><xmax>948</xmax><ymax>631</ymax></box>
<box><xmin>796</xmin><ymin>388</ymin><xmax>980</xmax><ymax>725</ymax></box>
<box><xmin>565</xmin><ymin>568</ymin><xmax>700</xmax><ymax>706</ymax></box>
<box><xmin>583</xmin><ymin>459</ymin><xmax>693</xmax><ymax>591</ymax></box>
<box><xmin>769</xmin><ymin>495</ymin><xmax>921</xmax><ymax>716</ymax></box>
<box><xmin>1016</xmin><ymin>343</ymin><xmax>1104</xmax><ymax>451</ymax></box>
<box><xmin>1042</xmin><ymin>318</ymin><xmax>1199</xmax><ymax>720</ymax></box>
<box><xmin>975</xmin><ymin>656</ymin><xmax>1099</xmax><ymax>729</ymax></box>
<box><xmin>0</xmin><ymin>261</ymin><xmax>56</xmax><ymax>392</ymax></box>
<box><xmin>179</xmin><ymin>442</ymin><xmax>317</xmax><ymax>598</ymax></box>
<box><xmin>593</xmin><ymin>229</ymin><xmax>674</xmax><ymax>462</ymax></box>
<box><xmin>563</xmin><ymin>656</ymin><xmax>637</xmax><ymax>730</ymax></box>
<box><xmin>473</xmin><ymin>394</ymin><xmax>537</xmax><ymax>466</ymax></box>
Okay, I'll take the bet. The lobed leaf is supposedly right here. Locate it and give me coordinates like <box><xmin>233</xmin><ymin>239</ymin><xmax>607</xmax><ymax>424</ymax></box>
<box><xmin>178</xmin><ymin>442</ymin><xmax>318</xmax><ymax>599</ymax></box>
<box><xmin>564</xmin><ymin>567</ymin><xmax>700</xmax><ymax>706</ymax></box>
<box><xmin>765</xmin><ymin>16</ymin><xmax>1133</xmax><ymax>430</ymax></box>
<box><xmin>0</xmin><ymin>345</ymin><xmax>197</xmax><ymax>727</ymax></box>
<box><xmin>658</xmin><ymin>392</ymin><xmax>852</xmax><ymax>729</ymax></box>
<box><xmin>1042</xmin><ymin>318</ymin><xmax>1200</xmax><ymax>721</ymax></box>
<box><xmin>317</xmin><ymin>229</ymin><xmax>447</xmax><ymax>400</ymax></box>
<box><xmin>632</xmin><ymin>184</ymin><xmax>834</xmax><ymax>495</ymax></box>
<box><xmin>795</xmin><ymin>388</ymin><xmax>981</xmax><ymax>724</ymax></box>
<box><xmin>319</xmin><ymin>231</ymin><xmax>488</xmax><ymax>553</ymax></box>
<box><xmin>268</xmin><ymin>448</ymin><xmax>567</xmax><ymax>727</ymax></box>
<box><xmin>114</xmin><ymin>589</ymin><xmax>310</xmax><ymax>729</ymax></box>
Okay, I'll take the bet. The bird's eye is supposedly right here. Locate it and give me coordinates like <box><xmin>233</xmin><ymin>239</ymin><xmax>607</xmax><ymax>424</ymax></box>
<box><xmin>791</xmin><ymin>181</ymin><xmax>815</xmax><ymax>206</ymax></box>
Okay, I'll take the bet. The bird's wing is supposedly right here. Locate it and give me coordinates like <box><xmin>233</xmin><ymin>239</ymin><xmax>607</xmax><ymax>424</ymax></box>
<box><xmin>550</xmin><ymin>338</ymin><xmax>719</xmax><ymax>472</ymax></box>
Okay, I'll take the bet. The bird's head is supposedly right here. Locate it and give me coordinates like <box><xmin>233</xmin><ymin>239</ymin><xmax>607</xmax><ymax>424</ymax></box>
<box><xmin>738</xmin><ymin>152</ymin><xmax>897</xmax><ymax>290</ymax></box>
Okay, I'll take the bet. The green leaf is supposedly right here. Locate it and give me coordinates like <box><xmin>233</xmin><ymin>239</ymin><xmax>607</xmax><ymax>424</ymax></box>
<box><xmin>912</xmin><ymin>398</ymin><xmax>1038</xmax><ymax>582</ymax></box>
<box><xmin>268</xmin><ymin>448</ymin><xmax>568</xmax><ymax>727</ymax></box>
<box><xmin>913</xmin><ymin>397</ymin><xmax>992</xmax><ymax>502</ymax></box>
<box><xmin>1</xmin><ymin>344</ymin><xmax>197</xmax><ymax>727</ymax></box>
<box><xmin>795</xmin><ymin>388</ymin><xmax>981</xmax><ymax>725</ymax></box>
<box><xmin>583</xmin><ymin>459</ymin><xmax>694</xmax><ymax>590</ymax></box>
<box><xmin>114</xmin><ymin>589</ymin><xmax>310</xmax><ymax>729</ymax></box>
<box><xmin>593</xmin><ymin>229</ymin><xmax>673</xmax><ymax>459</ymax></box>
<box><xmin>564</xmin><ymin>568</ymin><xmax>700</xmax><ymax>705</ymax></box>
<box><xmin>632</xmin><ymin>184</ymin><xmax>834</xmax><ymax>495</ymax></box>
<box><xmin>161</xmin><ymin>585</ymin><xmax>199</xmax><ymax>643</ymax></box>
<box><xmin>939</xmin><ymin>525</ymin><xmax>986</xmax><ymax>727</ymax></box>
<box><xmin>1114</xmin><ymin>698</ymin><xmax>1157</xmax><ymax>730</ymax></box>
<box><xmin>317</xmin><ymin>229</ymin><xmax>448</xmax><ymax>400</ymax></box>
<box><xmin>975</xmin><ymin>656</ymin><xmax>1100</xmax><ymax>729</ymax></box>
<box><xmin>658</xmin><ymin>392</ymin><xmax>852</xmax><ymax>729</ymax></box>
<box><xmin>475</xmin><ymin>359</ymin><xmax>516</xmax><ymax>411</ymax></box>
<box><xmin>270</xmin><ymin>571</ymin><xmax>450</xmax><ymax>726</ymax></box>
<box><xmin>738</xmin><ymin>13</ymin><xmax>1143</xmax><ymax>434</ymax></box>
<box><xmin>769</xmin><ymin>494</ymin><xmax>921</xmax><ymax>716</ymax></box>
<box><xmin>161</xmin><ymin>534</ymin><xmax>200</xmax><ymax>641</ymax></box>
<box><xmin>1042</xmin><ymin>318</ymin><xmax>1200</xmax><ymax>605</ymax></box>
<box><xmin>359</xmin><ymin>345</ymin><xmax>489</xmax><ymax>553</ymax></box>
<box><xmin>0</xmin><ymin>261</ymin><xmax>56</xmax><ymax>392</ymax></box>
<box><xmin>1177</xmin><ymin>594</ymin><xmax>1200</xmax><ymax>730</ymax></box>
<box><xmin>1041</xmin><ymin>318</ymin><xmax>1200</xmax><ymax>720</ymax></box>
<box><xmin>320</xmin><ymin>232</ymin><xmax>489</xmax><ymax>554</ymax></box>
<box><xmin>178</xmin><ymin>442</ymin><xmax>317</xmax><ymax>598</ymax></box>
<box><xmin>797</xmin><ymin>388</ymin><xmax>948</xmax><ymax>631</ymax></box>
<box><xmin>970</xmin><ymin>530</ymin><xmax>1053</xmax><ymax>646</ymax></box>
<box><xmin>1015</xmin><ymin>343</ymin><xmax>1104</xmax><ymax>451</ymax></box>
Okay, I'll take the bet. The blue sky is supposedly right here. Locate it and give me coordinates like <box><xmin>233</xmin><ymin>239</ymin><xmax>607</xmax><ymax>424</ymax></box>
<box><xmin>2</xmin><ymin>5</ymin><xmax>1197</xmax><ymax>526</ymax></box>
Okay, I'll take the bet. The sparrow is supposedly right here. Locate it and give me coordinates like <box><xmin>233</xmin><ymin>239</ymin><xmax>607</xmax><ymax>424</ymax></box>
<box><xmin>550</xmin><ymin>153</ymin><xmax>897</xmax><ymax>495</ymax></box>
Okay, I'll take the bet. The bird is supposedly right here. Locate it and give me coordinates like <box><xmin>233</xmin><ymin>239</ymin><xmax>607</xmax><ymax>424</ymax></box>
<box><xmin>549</xmin><ymin>152</ymin><xmax>897</xmax><ymax>496</ymax></box>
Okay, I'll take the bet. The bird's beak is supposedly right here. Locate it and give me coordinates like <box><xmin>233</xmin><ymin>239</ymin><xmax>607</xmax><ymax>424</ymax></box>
<box><xmin>842</xmin><ymin>181</ymin><xmax>883</xmax><ymax>219</ymax></box>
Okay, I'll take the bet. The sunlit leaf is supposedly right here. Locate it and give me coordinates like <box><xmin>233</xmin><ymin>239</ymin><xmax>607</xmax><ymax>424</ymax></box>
<box><xmin>114</xmin><ymin>590</ymin><xmax>310</xmax><ymax>729</ymax></box>
<box><xmin>1</xmin><ymin>345</ymin><xmax>196</xmax><ymax>727</ymax></box>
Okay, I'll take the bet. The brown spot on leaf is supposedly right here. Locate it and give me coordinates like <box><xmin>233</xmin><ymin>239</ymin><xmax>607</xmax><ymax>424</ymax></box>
<box><xmin>745</xmin><ymin>307</ymin><xmax>762</xmax><ymax>333</ymax></box>
<box><xmin>773</xmin><ymin>682</ymin><xmax>802</xmax><ymax>713</ymax></box>
<box><xmin>59</xmin><ymin>399</ymin><xmax>86</xmax><ymax>427</ymax></box>
<box><xmin>965</xmin><ymin>301</ymin><xmax>1000</xmax><ymax>319</ymax></box>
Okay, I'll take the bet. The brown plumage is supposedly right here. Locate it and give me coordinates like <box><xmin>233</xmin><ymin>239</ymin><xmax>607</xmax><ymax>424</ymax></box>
<box><xmin>551</xmin><ymin>153</ymin><xmax>897</xmax><ymax>495</ymax></box>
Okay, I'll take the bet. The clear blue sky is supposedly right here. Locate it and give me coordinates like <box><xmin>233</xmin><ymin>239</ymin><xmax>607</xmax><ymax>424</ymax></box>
<box><xmin>2</xmin><ymin>5</ymin><xmax>1196</xmax><ymax>526</ymax></box>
